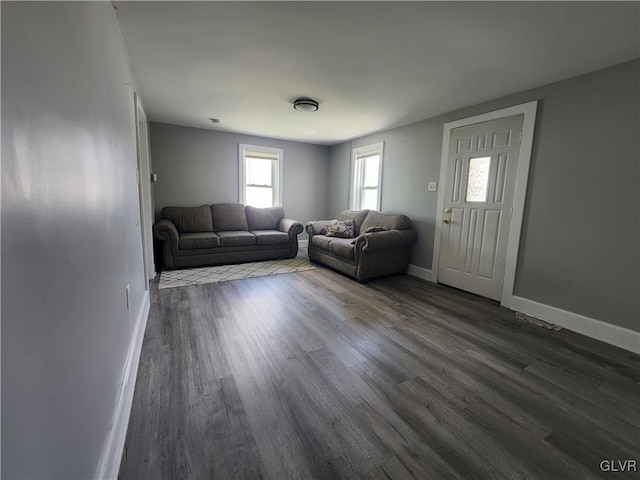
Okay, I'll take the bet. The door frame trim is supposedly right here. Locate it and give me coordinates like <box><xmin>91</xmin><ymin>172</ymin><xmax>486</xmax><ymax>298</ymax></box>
<box><xmin>432</xmin><ymin>100</ymin><xmax>538</xmax><ymax>306</ymax></box>
<box><xmin>134</xmin><ymin>92</ymin><xmax>156</xmax><ymax>284</ymax></box>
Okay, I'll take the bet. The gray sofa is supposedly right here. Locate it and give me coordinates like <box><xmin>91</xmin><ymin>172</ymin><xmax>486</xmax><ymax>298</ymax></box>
<box><xmin>306</xmin><ymin>209</ymin><xmax>417</xmax><ymax>282</ymax></box>
<box><xmin>154</xmin><ymin>203</ymin><xmax>303</xmax><ymax>269</ymax></box>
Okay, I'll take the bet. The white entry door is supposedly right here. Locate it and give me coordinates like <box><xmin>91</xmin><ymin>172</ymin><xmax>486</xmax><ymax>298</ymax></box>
<box><xmin>438</xmin><ymin>115</ymin><xmax>524</xmax><ymax>300</ymax></box>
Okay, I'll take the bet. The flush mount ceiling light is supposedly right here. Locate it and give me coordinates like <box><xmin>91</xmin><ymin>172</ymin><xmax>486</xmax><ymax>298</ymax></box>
<box><xmin>293</xmin><ymin>97</ymin><xmax>319</xmax><ymax>112</ymax></box>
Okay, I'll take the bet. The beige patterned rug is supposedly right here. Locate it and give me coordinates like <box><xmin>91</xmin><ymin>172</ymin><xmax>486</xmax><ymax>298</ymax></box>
<box><xmin>159</xmin><ymin>257</ymin><xmax>317</xmax><ymax>289</ymax></box>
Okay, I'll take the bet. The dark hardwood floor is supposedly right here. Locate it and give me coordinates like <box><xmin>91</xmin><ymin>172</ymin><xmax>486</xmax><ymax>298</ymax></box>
<box><xmin>119</xmin><ymin>265</ymin><xmax>640</xmax><ymax>480</ymax></box>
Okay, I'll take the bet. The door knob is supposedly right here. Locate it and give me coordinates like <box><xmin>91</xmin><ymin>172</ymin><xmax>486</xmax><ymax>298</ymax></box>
<box><xmin>445</xmin><ymin>208</ymin><xmax>452</xmax><ymax>214</ymax></box>
<box><xmin>443</xmin><ymin>219</ymin><xmax>451</xmax><ymax>224</ymax></box>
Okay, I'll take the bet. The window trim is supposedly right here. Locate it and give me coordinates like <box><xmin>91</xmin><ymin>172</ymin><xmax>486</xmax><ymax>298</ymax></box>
<box><xmin>238</xmin><ymin>143</ymin><xmax>284</xmax><ymax>207</ymax></box>
<box><xmin>350</xmin><ymin>141</ymin><xmax>384</xmax><ymax>211</ymax></box>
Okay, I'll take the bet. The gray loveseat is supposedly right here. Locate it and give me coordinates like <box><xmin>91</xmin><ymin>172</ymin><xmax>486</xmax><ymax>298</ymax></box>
<box><xmin>306</xmin><ymin>209</ymin><xmax>417</xmax><ymax>282</ymax></box>
<box><xmin>154</xmin><ymin>203</ymin><xmax>303</xmax><ymax>269</ymax></box>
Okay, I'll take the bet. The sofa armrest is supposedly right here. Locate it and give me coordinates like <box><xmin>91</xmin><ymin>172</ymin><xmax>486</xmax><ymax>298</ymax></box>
<box><xmin>359</xmin><ymin>229</ymin><xmax>417</xmax><ymax>252</ymax></box>
<box><xmin>154</xmin><ymin>219</ymin><xmax>179</xmax><ymax>247</ymax></box>
<box><xmin>279</xmin><ymin>217</ymin><xmax>303</xmax><ymax>237</ymax></box>
<box><xmin>305</xmin><ymin>220</ymin><xmax>337</xmax><ymax>236</ymax></box>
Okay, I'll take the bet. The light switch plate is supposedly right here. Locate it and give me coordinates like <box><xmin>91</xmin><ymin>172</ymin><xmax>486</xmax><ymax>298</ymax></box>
<box><xmin>428</xmin><ymin>181</ymin><xmax>437</xmax><ymax>192</ymax></box>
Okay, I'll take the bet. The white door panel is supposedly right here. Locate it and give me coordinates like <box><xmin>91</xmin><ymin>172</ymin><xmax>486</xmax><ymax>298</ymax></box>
<box><xmin>478</xmin><ymin>209</ymin><xmax>501</xmax><ymax>279</ymax></box>
<box><xmin>438</xmin><ymin>115</ymin><xmax>524</xmax><ymax>300</ymax></box>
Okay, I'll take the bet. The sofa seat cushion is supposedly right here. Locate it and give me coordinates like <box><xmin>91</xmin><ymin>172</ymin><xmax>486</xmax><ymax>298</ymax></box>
<box><xmin>211</xmin><ymin>203</ymin><xmax>249</xmax><ymax>231</ymax></box>
<box><xmin>251</xmin><ymin>230</ymin><xmax>289</xmax><ymax>246</ymax></box>
<box><xmin>216</xmin><ymin>231</ymin><xmax>256</xmax><ymax>247</ymax></box>
<box><xmin>162</xmin><ymin>205</ymin><xmax>213</xmax><ymax>233</ymax></box>
<box><xmin>246</xmin><ymin>206</ymin><xmax>285</xmax><ymax>231</ymax></box>
<box><xmin>328</xmin><ymin>238</ymin><xmax>356</xmax><ymax>260</ymax></box>
<box><xmin>179</xmin><ymin>232</ymin><xmax>221</xmax><ymax>250</ymax></box>
<box><xmin>360</xmin><ymin>211</ymin><xmax>411</xmax><ymax>232</ymax></box>
<box><xmin>311</xmin><ymin>234</ymin><xmax>333</xmax><ymax>250</ymax></box>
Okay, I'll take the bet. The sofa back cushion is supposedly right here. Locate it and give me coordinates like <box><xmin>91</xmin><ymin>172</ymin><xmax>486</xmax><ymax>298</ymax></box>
<box><xmin>339</xmin><ymin>209</ymin><xmax>370</xmax><ymax>235</ymax></box>
<box><xmin>246</xmin><ymin>206</ymin><xmax>285</xmax><ymax>231</ymax></box>
<box><xmin>161</xmin><ymin>205</ymin><xmax>213</xmax><ymax>233</ymax></box>
<box><xmin>211</xmin><ymin>203</ymin><xmax>249</xmax><ymax>231</ymax></box>
<box><xmin>360</xmin><ymin>211</ymin><xmax>412</xmax><ymax>232</ymax></box>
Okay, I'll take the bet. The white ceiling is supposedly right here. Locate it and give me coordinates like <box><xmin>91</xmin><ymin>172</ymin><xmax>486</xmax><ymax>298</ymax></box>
<box><xmin>114</xmin><ymin>1</ymin><xmax>639</xmax><ymax>145</ymax></box>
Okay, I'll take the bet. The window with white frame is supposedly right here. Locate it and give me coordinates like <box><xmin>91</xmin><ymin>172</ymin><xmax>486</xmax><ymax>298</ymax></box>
<box><xmin>350</xmin><ymin>142</ymin><xmax>384</xmax><ymax>211</ymax></box>
<box><xmin>238</xmin><ymin>144</ymin><xmax>283</xmax><ymax>208</ymax></box>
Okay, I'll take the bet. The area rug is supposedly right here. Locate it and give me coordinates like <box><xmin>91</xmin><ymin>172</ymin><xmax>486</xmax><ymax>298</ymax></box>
<box><xmin>159</xmin><ymin>257</ymin><xmax>317</xmax><ymax>289</ymax></box>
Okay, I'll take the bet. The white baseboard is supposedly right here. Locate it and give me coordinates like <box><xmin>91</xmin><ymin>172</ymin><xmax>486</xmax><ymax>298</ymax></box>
<box><xmin>503</xmin><ymin>295</ymin><xmax>640</xmax><ymax>354</ymax></box>
<box><xmin>95</xmin><ymin>290</ymin><xmax>150</xmax><ymax>479</ymax></box>
<box><xmin>407</xmin><ymin>264</ymin><xmax>436</xmax><ymax>282</ymax></box>
<box><xmin>298</xmin><ymin>239</ymin><xmax>309</xmax><ymax>248</ymax></box>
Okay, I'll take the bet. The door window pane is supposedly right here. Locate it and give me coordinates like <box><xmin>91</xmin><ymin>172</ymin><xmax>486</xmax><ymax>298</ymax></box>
<box><xmin>245</xmin><ymin>186</ymin><xmax>273</xmax><ymax>208</ymax></box>
<box><xmin>466</xmin><ymin>156</ymin><xmax>491</xmax><ymax>202</ymax></box>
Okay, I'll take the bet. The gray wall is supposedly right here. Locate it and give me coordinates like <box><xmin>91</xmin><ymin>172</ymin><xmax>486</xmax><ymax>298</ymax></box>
<box><xmin>149</xmin><ymin>123</ymin><xmax>330</xmax><ymax>238</ymax></box>
<box><xmin>2</xmin><ymin>3</ymin><xmax>147</xmax><ymax>478</ymax></box>
<box><xmin>329</xmin><ymin>121</ymin><xmax>443</xmax><ymax>269</ymax></box>
<box><xmin>329</xmin><ymin>59</ymin><xmax>639</xmax><ymax>332</ymax></box>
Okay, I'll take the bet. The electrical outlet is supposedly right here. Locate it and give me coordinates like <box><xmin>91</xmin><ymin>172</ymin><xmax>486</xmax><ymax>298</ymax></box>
<box><xmin>428</xmin><ymin>181</ymin><xmax>437</xmax><ymax>192</ymax></box>
<box><xmin>125</xmin><ymin>284</ymin><xmax>130</xmax><ymax>310</ymax></box>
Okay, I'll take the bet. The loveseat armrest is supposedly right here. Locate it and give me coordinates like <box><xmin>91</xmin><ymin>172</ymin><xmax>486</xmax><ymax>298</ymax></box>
<box><xmin>305</xmin><ymin>220</ymin><xmax>337</xmax><ymax>236</ymax></box>
<box><xmin>359</xmin><ymin>229</ymin><xmax>417</xmax><ymax>252</ymax></box>
<box><xmin>279</xmin><ymin>217</ymin><xmax>304</xmax><ymax>237</ymax></box>
<box><xmin>154</xmin><ymin>219</ymin><xmax>179</xmax><ymax>246</ymax></box>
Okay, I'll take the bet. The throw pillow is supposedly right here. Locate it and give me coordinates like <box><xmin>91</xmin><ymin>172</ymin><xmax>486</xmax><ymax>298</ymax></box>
<box><xmin>363</xmin><ymin>226</ymin><xmax>387</xmax><ymax>234</ymax></box>
<box><xmin>325</xmin><ymin>219</ymin><xmax>355</xmax><ymax>238</ymax></box>
<box><xmin>350</xmin><ymin>226</ymin><xmax>388</xmax><ymax>244</ymax></box>
<box><xmin>320</xmin><ymin>220</ymin><xmax>338</xmax><ymax>235</ymax></box>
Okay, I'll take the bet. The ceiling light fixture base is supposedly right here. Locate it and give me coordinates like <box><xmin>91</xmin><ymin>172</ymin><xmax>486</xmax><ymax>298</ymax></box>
<box><xmin>293</xmin><ymin>97</ymin><xmax>319</xmax><ymax>112</ymax></box>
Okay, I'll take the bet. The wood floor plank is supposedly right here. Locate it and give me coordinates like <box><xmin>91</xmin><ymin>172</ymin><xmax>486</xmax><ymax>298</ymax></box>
<box><xmin>119</xmin><ymin>267</ymin><xmax>640</xmax><ymax>480</ymax></box>
<box><xmin>464</xmin><ymin>348</ymin><xmax>640</xmax><ymax>447</ymax></box>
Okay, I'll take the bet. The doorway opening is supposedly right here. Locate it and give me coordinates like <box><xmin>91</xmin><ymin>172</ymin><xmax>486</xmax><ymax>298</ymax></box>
<box><xmin>135</xmin><ymin>93</ymin><xmax>155</xmax><ymax>287</ymax></box>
